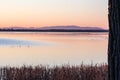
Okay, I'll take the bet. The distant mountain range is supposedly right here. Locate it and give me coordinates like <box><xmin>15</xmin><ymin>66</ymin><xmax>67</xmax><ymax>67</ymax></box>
<box><xmin>40</xmin><ymin>26</ymin><xmax>105</xmax><ymax>30</ymax></box>
<box><xmin>0</xmin><ymin>26</ymin><xmax>108</xmax><ymax>32</ymax></box>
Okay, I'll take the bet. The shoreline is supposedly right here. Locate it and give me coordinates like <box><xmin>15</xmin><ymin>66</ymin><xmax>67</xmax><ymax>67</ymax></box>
<box><xmin>0</xmin><ymin>29</ymin><xmax>108</xmax><ymax>32</ymax></box>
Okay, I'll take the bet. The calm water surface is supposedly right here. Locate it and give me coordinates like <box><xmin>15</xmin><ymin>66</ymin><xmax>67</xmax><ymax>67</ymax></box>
<box><xmin>0</xmin><ymin>32</ymin><xmax>108</xmax><ymax>66</ymax></box>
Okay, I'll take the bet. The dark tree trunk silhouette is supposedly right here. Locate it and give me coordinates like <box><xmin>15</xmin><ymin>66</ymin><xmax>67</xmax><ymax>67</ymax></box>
<box><xmin>108</xmin><ymin>0</ymin><xmax>120</xmax><ymax>80</ymax></box>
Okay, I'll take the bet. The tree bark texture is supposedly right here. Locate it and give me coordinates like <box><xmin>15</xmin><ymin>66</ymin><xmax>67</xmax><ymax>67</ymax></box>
<box><xmin>108</xmin><ymin>0</ymin><xmax>120</xmax><ymax>80</ymax></box>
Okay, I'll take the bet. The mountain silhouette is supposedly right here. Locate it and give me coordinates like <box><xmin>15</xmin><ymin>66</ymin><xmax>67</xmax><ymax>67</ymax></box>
<box><xmin>40</xmin><ymin>26</ymin><xmax>105</xmax><ymax>30</ymax></box>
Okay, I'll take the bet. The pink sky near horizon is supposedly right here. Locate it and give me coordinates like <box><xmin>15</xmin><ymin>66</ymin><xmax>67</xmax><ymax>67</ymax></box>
<box><xmin>0</xmin><ymin>0</ymin><xmax>108</xmax><ymax>29</ymax></box>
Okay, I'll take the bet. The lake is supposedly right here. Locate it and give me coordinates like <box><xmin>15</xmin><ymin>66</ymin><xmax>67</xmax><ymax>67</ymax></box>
<box><xmin>0</xmin><ymin>32</ymin><xmax>108</xmax><ymax>66</ymax></box>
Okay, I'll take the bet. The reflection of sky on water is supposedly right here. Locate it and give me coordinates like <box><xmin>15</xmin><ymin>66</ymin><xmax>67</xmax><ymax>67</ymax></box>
<box><xmin>0</xmin><ymin>38</ymin><xmax>54</xmax><ymax>47</ymax></box>
<box><xmin>0</xmin><ymin>32</ymin><xmax>108</xmax><ymax>66</ymax></box>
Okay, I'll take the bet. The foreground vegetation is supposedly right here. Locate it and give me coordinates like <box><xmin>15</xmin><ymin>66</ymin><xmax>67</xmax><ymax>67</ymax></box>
<box><xmin>0</xmin><ymin>64</ymin><xmax>108</xmax><ymax>80</ymax></box>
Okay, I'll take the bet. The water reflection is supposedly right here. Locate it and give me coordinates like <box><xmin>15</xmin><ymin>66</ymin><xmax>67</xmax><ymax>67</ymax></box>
<box><xmin>0</xmin><ymin>38</ymin><xmax>55</xmax><ymax>47</ymax></box>
<box><xmin>0</xmin><ymin>32</ymin><xmax>108</xmax><ymax>66</ymax></box>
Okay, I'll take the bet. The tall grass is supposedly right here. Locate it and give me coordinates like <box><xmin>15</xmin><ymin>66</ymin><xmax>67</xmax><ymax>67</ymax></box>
<box><xmin>0</xmin><ymin>64</ymin><xmax>108</xmax><ymax>80</ymax></box>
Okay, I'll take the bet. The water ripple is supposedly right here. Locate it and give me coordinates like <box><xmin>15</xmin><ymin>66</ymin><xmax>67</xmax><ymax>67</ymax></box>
<box><xmin>0</xmin><ymin>38</ymin><xmax>53</xmax><ymax>47</ymax></box>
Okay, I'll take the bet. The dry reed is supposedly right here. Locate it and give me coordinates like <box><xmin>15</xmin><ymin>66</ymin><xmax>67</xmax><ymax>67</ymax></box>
<box><xmin>0</xmin><ymin>64</ymin><xmax>108</xmax><ymax>80</ymax></box>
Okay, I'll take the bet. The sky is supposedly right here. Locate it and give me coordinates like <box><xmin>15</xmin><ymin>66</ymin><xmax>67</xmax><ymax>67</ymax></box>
<box><xmin>0</xmin><ymin>0</ymin><xmax>108</xmax><ymax>29</ymax></box>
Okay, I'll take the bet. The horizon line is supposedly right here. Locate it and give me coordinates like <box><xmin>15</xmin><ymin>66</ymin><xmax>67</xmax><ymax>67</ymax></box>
<box><xmin>0</xmin><ymin>25</ymin><xmax>108</xmax><ymax>29</ymax></box>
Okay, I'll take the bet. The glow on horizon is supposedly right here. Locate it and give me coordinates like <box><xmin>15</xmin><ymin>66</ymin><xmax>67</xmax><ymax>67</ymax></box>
<box><xmin>0</xmin><ymin>0</ymin><xmax>108</xmax><ymax>29</ymax></box>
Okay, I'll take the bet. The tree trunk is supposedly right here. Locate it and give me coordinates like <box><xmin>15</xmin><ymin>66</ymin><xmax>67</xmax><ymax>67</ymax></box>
<box><xmin>108</xmin><ymin>0</ymin><xmax>120</xmax><ymax>80</ymax></box>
